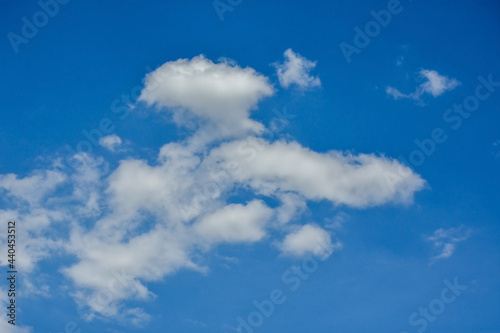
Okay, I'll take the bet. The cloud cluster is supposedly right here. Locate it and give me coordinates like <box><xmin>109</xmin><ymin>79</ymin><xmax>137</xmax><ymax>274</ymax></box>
<box><xmin>139</xmin><ymin>55</ymin><xmax>274</xmax><ymax>139</ymax></box>
<box><xmin>0</xmin><ymin>52</ymin><xmax>425</xmax><ymax>324</ymax></box>
<box><xmin>386</xmin><ymin>69</ymin><xmax>460</xmax><ymax>102</ymax></box>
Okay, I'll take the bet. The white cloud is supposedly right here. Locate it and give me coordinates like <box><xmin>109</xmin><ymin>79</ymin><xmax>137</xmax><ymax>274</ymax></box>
<box><xmin>419</xmin><ymin>69</ymin><xmax>460</xmax><ymax>97</ymax></box>
<box><xmin>63</xmin><ymin>224</ymin><xmax>200</xmax><ymax>317</ymax></box>
<box><xmin>208</xmin><ymin>137</ymin><xmax>425</xmax><ymax>207</ymax></box>
<box><xmin>0</xmin><ymin>167</ymin><xmax>70</xmax><ymax>272</ymax></box>
<box><xmin>99</xmin><ymin>135</ymin><xmax>122</xmax><ymax>152</ymax></box>
<box><xmin>274</xmin><ymin>193</ymin><xmax>307</xmax><ymax>225</ymax></box>
<box><xmin>0</xmin><ymin>169</ymin><xmax>66</xmax><ymax>205</ymax></box>
<box><xmin>386</xmin><ymin>69</ymin><xmax>460</xmax><ymax>102</ymax></box>
<box><xmin>275</xmin><ymin>49</ymin><xmax>321</xmax><ymax>89</ymax></box>
<box><xmin>194</xmin><ymin>200</ymin><xmax>273</xmax><ymax>243</ymax></box>
<box><xmin>139</xmin><ymin>55</ymin><xmax>274</xmax><ymax>139</ymax></box>
<box><xmin>425</xmin><ymin>225</ymin><xmax>471</xmax><ymax>264</ymax></box>
<box><xmin>107</xmin><ymin>159</ymin><xmax>179</xmax><ymax>216</ymax></box>
<box><xmin>0</xmin><ymin>208</ymin><xmax>66</xmax><ymax>272</ymax></box>
<box><xmin>122</xmin><ymin>308</ymin><xmax>151</xmax><ymax>327</ymax></box>
<box><xmin>279</xmin><ymin>224</ymin><xmax>336</xmax><ymax>258</ymax></box>
<box><xmin>385</xmin><ymin>86</ymin><xmax>411</xmax><ymax>100</ymax></box>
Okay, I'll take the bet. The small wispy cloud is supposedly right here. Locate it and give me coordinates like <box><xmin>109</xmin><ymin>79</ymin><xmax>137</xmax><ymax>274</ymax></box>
<box><xmin>99</xmin><ymin>134</ymin><xmax>122</xmax><ymax>152</ymax></box>
<box><xmin>325</xmin><ymin>211</ymin><xmax>349</xmax><ymax>231</ymax></box>
<box><xmin>396</xmin><ymin>55</ymin><xmax>404</xmax><ymax>66</ymax></box>
<box><xmin>274</xmin><ymin>49</ymin><xmax>321</xmax><ymax>90</ymax></box>
<box><xmin>386</xmin><ymin>69</ymin><xmax>460</xmax><ymax>102</ymax></box>
<box><xmin>425</xmin><ymin>225</ymin><xmax>472</xmax><ymax>264</ymax></box>
<box><xmin>493</xmin><ymin>140</ymin><xmax>500</xmax><ymax>159</ymax></box>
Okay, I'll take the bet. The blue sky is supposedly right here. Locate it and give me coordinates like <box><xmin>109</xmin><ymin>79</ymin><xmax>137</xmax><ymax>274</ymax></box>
<box><xmin>1</xmin><ymin>0</ymin><xmax>499</xmax><ymax>332</ymax></box>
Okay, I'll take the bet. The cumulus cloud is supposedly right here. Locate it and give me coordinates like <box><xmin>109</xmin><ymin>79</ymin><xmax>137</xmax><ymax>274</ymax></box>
<box><xmin>63</xmin><ymin>224</ymin><xmax>199</xmax><ymax>318</ymax></box>
<box><xmin>207</xmin><ymin>137</ymin><xmax>425</xmax><ymax>207</ymax></box>
<box><xmin>279</xmin><ymin>224</ymin><xmax>336</xmax><ymax>258</ymax></box>
<box><xmin>386</xmin><ymin>69</ymin><xmax>460</xmax><ymax>102</ymax></box>
<box><xmin>425</xmin><ymin>225</ymin><xmax>472</xmax><ymax>264</ymax></box>
<box><xmin>194</xmin><ymin>200</ymin><xmax>273</xmax><ymax>243</ymax></box>
<box><xmin>0</xmin><ymin>52</ymin><xmax>427</xmax><ymax>324</ymax></box>
<box><xmin>107</xmin><ymin>158</ymin><xmax>181</xmax><ymax>216</ymax></box>
<box><xmin>139</xmin><ymin>55</ymin><xmax>274</xmax><ymax>139</ymax></box>
<box><xmin>99</xmin><ymin>134</ymin><xmax>122</xmax><ymax>151</ymax></box>
<box><xmin>275</xmin><ymin>49</ymin><xmax>321</xmax><ymax>89</ymax></box>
